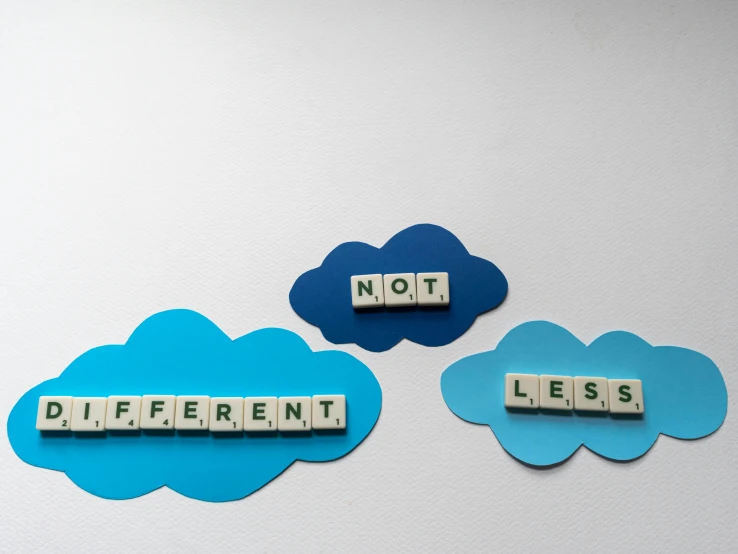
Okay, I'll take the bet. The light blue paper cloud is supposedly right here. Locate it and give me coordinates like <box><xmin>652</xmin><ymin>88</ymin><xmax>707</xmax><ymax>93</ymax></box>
<box><xmin>441</xmin><ymin>322</ymin><xmax>727</xmax><ymax>466</ymax></box>
<box><xmin>7</xmin><ymin>310</ymin><xmax>382</xmax><ymax>502</ymax></box>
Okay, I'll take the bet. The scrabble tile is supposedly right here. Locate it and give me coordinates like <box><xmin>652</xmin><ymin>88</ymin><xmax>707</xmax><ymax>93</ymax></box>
<box><xmin>539</xmin><ymin>375</ymin><xmax>574</xmax><ymax>410</ymax></box>
<box><xmin>105</xmin><ymin>396</ymin><xmax>142</xmax><ymax>430</ymax></box>
<box><xmin>312</xmin><ymin>395</ymin><xmax>346</xmax><ymax>430</ymax></box>
<box><xmin>278</xmin><ymin>396</ymin><xmax>312</xmax><ymax>431</ymax></box>
<box><xmin>416</xmin><ymin>272</ymin><xmax>450</xmax><ymax>306</ymax></box>
<box><xmin>140</xmin><ymin>395</ymin><xmax>176</xmax><ymax>430</ymax></box>
<box><xmin>175</xmin><ymin>396</ymin><xmax>210</xmax><ymax>430</ymax></box>
<box><xmin>244</xmin><ymin>397</ymin><xmax>278</xmax><ymax>432</ymax></box>
<box><xmin>351</xmin><ymin>274</ymin><xmax>384</xmax><ymax>309</ymax></box>
<box><xmin>608</xmin><ymin>379</ymin><xmax>645</xmax><ymax>414</ymax></box>
<box><xmin>71</xmin><ymin>397</ymin><xmax>108</xmax><ymax>431</ymax></box>
<box><xmin>36</xmin><ymin>396</ymin><xmax>73</xmax><ymax>431</ymax></box>
<box><xmin>504</xmin><ymin>374</ymin><xmax>540</xmax><ymax>409</ymax></box>
<box><xmin>209</xmin><ymin>397</ymin><xmax>244</xmax><ymax>432</ymax></box>
<box><xmin>573</xmin><ymin>376</ymin><xmax>610</xmax><ymax>411</ymax></box>
<box><xmin>383</xmin><ymin>273</ymin><xmax>417</xmax><ymax>307</ymax></box>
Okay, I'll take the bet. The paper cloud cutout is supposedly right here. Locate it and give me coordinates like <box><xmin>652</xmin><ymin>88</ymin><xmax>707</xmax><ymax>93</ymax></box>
<box><xmin>289</xmin><ymin>224</ymin><xmax>508</xmax><ymax>352</ymax></box>
<box><xmin>441</xmin><ymin>321</ymin><xmax>727</xmax><ymax>466</ymax></box>
<box><xmin>7</xmin><ymin>310</ymin><xmax>382</xmax><ymax>502</ymax></box>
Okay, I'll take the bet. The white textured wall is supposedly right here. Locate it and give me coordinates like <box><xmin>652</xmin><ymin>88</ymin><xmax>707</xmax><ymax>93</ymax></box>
<box><xmin>1</xmin><ymin>1</ymin><xmax>737</xmax><ymax>552</ymax></box>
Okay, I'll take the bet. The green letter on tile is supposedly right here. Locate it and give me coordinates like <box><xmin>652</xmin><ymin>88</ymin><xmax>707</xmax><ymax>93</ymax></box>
<box><xmin>286</xmin><ymin>403</ymin><xmax>301</xmax><ymax>420</ymax></box>
<box><xmin>423</xmin><ymin>278</ymin><xmax>437</xmax><ymax>294</ymax></box>
<box><xmin>391</xmin><ymin>279</ymin><xmax>408</xmax><ymax>294</ymax></box>
<box><xmin>252</xmin><ymin>403</ymin><xmax>266</xmax><ymax>420</ymax></box>
<box><xmin>150</xmin><ymin>401</ymin><xmax>164</xmax><ymax>418</ymax></box>
<box><xmin>550</xmin><ymin>381</ymin><xmax>563</xmax><ymax>398</ymax></box>
<box><xmin>584</xmin><ymin>382</ymin><xmax>598</xmax><ymax>400</ymax></box>
<box><xmin>320</xmin><ymin>400</ymin><xmax>334</xmax><ymax>418</ymax></box>
<box><xmin>358</xmin><ymin>281</ymin><xmax>373</xmax><ymax>296</ymax></box>
<box><xmin>216</xmin><ymin>404</ymin><xmax>231</xmax><ymax>421</ymax></box>
<box><xmin>151</xmin><ymin>400</ymin><xmax>164</xmax><ymax>418</ymax></box>
<box><xmin>184</xmin><ymin>402</ymin><xmax>197</xmax><ymax>418</ymax></box>
<box><xmin>116</xmin><ymin>401</ymin><xmax>130</xmax><ymax>419</ymax></box>
<box><xmin>46</xmin><ymin>402</ymin><xmax>62</xmax><ymax>419</ymax></box>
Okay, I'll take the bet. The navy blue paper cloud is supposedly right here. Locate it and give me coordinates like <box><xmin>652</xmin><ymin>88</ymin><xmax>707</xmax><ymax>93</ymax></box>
<box><xmin>289</xmin><ymin>224</ymin><xmax>508</xmax><ymax>352</ymax></box>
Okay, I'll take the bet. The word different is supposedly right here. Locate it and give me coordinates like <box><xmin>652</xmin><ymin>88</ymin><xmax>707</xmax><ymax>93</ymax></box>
<box><xmin>351</xmin><ymin>272</ymin><xmax>449</xmax><ymax>308</ymax></box>
<box><xmin>504</xmin><ymin>374</ymin><xmax>644</xmax><ymax>414</ymax></box>
<box><xmin>36</xmin><ymin>394</ymin><xmax>346</xmax><ymax>433</ymax></box>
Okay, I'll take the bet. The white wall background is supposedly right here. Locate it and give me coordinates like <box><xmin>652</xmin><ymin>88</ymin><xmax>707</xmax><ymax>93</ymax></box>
<box><xmin>1</xmin><ymin>1</ymin><xmax>737</xmax><ymax>552</ymax></box>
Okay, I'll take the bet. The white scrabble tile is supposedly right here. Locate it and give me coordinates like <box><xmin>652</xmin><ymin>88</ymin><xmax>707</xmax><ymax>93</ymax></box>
<box><xmin>312</xmin><ymin>395</ymin><xmax>346</xmax><ymax>430</ymax></box>
<box><xmin>416</xmin><ymin>272</ymin><xmax>450</xmax><ymax>306</ymax></box>
<box><xmin>608</xmin><ymin>379</ymin><xmax>645</xmax><ymax>414</ymax></box>
<box><xmin>384</xmin><ymin>273</ymin><xmax>417</xmax><ymax>307</ymax></box>
<box><xmin>140</xmin><ymin>395</ymin><xmax>176</xmax><ymax>430</ymax></box>
<box><xmin>504</xmin><ymin>374</ymin><xmax>540</xmax><ymax>409</ymax></box>
<box><xmin>71</xmin><ymin>397</ymin><xmax>108</xmax><ymax>431</ymax></box>
<box><xmin>209</xmin><ymin>397</ymin><xmax>244</xmax><ymax>432</ymax></box>
<box><xmin>539</xmin><ymin>375</ymin><xmax>574</xmax><ymax>410</ymax></box>
<box><xmin>105</xmin><ymin>396</ymin><xmax>142</xmax><ymax>430</ymax></box>
<box><xmin>350</xmin><ymin>274</ymin><xmax>384</xmax><ymax>308</ymax></box>
<box><xmin>278</xmin><ymin>396</ymin><xmax>312</xmax><ymax>432</ymax></box>
<box><xmin>244</xmin><ymin>397</ymin><xmax>278</xmax><ymax>431</ymax></box>
<box><xmin>175</xmin><ymin>396</ymin><xmax>210</xmax><ymax>430</ymax></box>
<box><xmin>573</xmin><ymin>376</ymin><xmax>610</xmax><ymax>411</ymax></box>
<box><xmin>36</xmin><ymin>396</ymin><xmax>73</xmax><ymax>431</ymax></box>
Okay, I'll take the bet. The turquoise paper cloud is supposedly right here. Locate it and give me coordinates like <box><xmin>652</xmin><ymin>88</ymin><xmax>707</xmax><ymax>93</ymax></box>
<box><xmin>7</xmin><ymin>310</ymin><xmax>382</xmax><ymax>501</ymax></box>
<box><xmin>441</xmin><ymin>322</ymin><xmax>727</xmax><ymax>466</ymax></box>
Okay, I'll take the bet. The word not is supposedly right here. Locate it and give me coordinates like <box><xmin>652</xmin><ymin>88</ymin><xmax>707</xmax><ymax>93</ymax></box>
<box><xmin>351</xmin><ymin>272</ymin><xmax>449</xmax><ymax>309</ymax></box>
<box><xmin>36</xmin><ymin>394</ymin><xmax>346</xmax><ymax>433</ymax></box>
<box><xmin>504</xmin><ymin>374</ymin><xmax>644</xmax><ymax>414</ymax></box>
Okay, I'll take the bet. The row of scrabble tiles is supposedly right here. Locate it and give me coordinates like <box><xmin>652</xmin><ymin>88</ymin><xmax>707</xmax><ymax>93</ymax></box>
<box><xmin>351</xmin><ymin>272</ymin><xmax>449</xmax><ymax>308</ymax></box>
<box><xmin>36</xmin><ymin>395</ymin><xmax>346</xmax><ymax>432</ymax></box>
<box><xmin>504</xmin><ymin>374</ymin><xmax>644</xmax><ymax>414</ymax></box>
